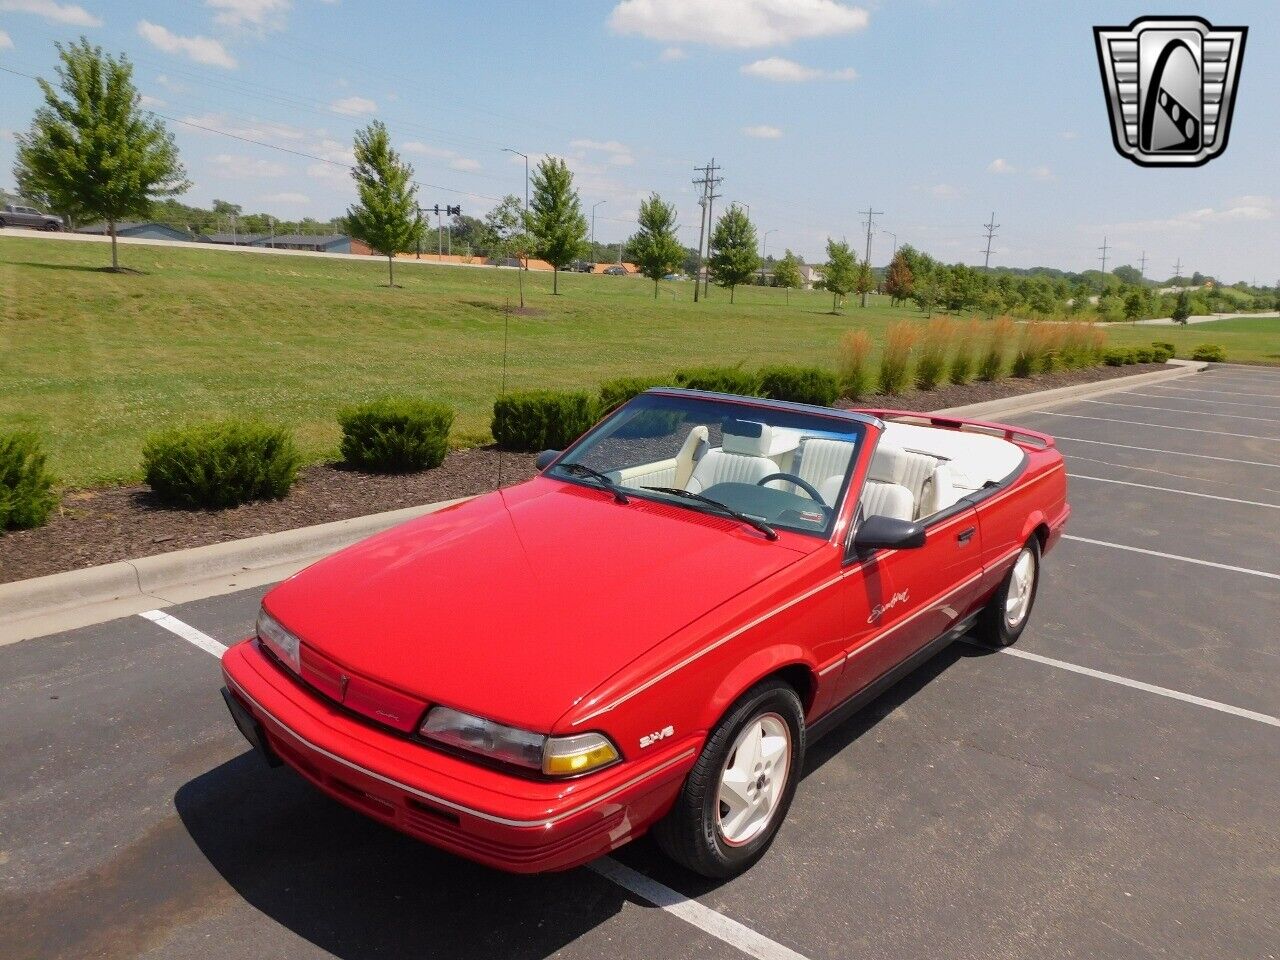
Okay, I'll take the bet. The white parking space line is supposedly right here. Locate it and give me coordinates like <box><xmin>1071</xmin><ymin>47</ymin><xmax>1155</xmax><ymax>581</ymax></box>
<box><xmin>1147</xmin><ymin>384</ymin><xmax>1280</xmax><ymax>400</ymax></box>
<box><xmin>139</xmin><ymin>609</ymin><xmax>228</xmax><ymax>657</ymax></box>
<box><xmin>1119</xmin><ymin>391</ymin><xmax>1280</xmax><ymax>410</ymax></box>
<box><xmin>592</xmin><ymin>858</ymin><xmax>811</xmax><ymax>960</ymax></box>
<box><xmin>1067</xmin><ymin>473</ymin><xmax>1280</xmax><ymax>509</ymax></box>
<box><xmin>1062</xmin><ymin>534</ymin><xmax>1280</xmax><ymax>581</ymax></box>
<box><xmin>138</xmin><ymin>611</ymin><xmax>808</xmax><ymax>960</ymax></box>
<box><xmin>1065</xmin><ymin>454</ymin><xmax>1280</xmax><ymax>495</ymax></box>
<box><xmin>1052</xmin><ymin>435</ymin><xmax>1280</xmax><ymax>469</ymax></box>
<box><xmin>969</xmin><ymin>643</ymin><xmax>1280</xmax><ymax>730</ymax></box>
<box><xmin>1034</xmin><ymin>411</ymin><xmax>1280</xmax><ymax>442</ymax></box>
<box><xmin>1080</xmin><ymin>398</ymin><xmax>1280</xmax><ymax>424</ymax></box>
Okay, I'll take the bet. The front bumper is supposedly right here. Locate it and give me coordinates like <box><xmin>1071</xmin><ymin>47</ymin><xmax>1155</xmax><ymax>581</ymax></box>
<box><xmin>220</xmin><ymin>639</ymin><xmax>695</xmax><ymax>873</ymax></box>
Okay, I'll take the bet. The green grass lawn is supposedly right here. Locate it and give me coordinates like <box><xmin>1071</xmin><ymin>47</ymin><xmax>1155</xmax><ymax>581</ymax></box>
<box><xmin>4</xmin><ymin>236</ymin><xmax>1277</xmax><ymax>487</ymax></box>
<box><xmin>1</xmin><ymin>236</ymin><xmax>917</xmax><ymax>486</ymax></box>
<box><xmin>1104</xmin><ymin>315</ymin><xmax>1280</xmax><ymax>363</ymax></box>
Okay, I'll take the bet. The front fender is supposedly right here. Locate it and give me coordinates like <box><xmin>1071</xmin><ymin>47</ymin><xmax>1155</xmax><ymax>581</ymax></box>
<box><xmin>701</xmin><ymin>644</ymin><xmax>816</xmax><ymax>732</ymax></box>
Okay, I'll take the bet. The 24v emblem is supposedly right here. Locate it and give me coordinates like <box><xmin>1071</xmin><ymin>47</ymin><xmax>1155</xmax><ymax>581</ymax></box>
<box><xmin>1094</xmin><ymin>16</ymin><xmax>1247</xmax><ymax>167</ymax></box>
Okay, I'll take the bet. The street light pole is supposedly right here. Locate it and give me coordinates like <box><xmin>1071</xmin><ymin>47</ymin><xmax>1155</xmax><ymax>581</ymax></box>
<box><xmin>502</xmin><ymin>147</ymin><xmax>529</xmax><ymax>309</ymax></box>
<box><xmin>761</xmin><ymin>228</ymin><xmax>776</xmax><ymax>284</ymax></box>
<box><xmin>592</xmin><ymin>200</ymin><xmax>606</xmax><ymax>267</ymax></box>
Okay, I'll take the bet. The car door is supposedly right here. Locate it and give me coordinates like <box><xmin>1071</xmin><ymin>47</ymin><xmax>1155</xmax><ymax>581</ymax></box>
<box><xmin>832</xmin><ymin>504</ymin><xmax>984</xmax><ymax>703</ymax></box>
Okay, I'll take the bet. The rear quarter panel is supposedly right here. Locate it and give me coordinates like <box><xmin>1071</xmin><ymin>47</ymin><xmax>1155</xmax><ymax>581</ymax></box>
<box><xmin>972</xmin><ymin>445</ymin><xmax>1068</xmax><ymax>598</ymax></box>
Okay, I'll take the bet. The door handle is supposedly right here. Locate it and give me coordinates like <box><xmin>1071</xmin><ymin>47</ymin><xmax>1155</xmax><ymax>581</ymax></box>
<box><xmin>957</xmin><ymin>527</ymin><xmax>976</xmax><ymax>544</ymax></box>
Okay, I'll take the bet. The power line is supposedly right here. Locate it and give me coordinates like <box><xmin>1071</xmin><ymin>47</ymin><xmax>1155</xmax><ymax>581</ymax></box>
<box><xmin>981</xmin><ymin>211</ymin><xmax>999</xmax><ymax>270</ymax></box>
<box><xmin>692</xmin><ymin>158</ymin><xmax>722</xmax><ymax>303</ymax></box>
<box><xmin>859</xmin><ymin>204</ymin><xmax>883</xmax><ymax>307</ymax></box>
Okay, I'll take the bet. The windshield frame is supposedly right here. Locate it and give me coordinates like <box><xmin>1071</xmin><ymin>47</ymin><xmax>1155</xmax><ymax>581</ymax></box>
<box><xmin>545</xmin><ymin>389</ymin><xmax>879</xmax><ymax>541</ymax></box>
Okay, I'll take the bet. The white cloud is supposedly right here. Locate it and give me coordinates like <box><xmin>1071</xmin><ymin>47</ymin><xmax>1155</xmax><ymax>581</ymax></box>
<box><xmin>0</xmin><ymin>0</ymin><xmax>101</xmax><ymax>27</ymax></box>
<box><xmin>741</xmin><ymin>57</ymin><xmax>856</xmax><ymax>82</ymax></box>
<box><xmin>210</xmin><ymin>153</ymin><xmax>287</xmax><ymax>178</ymax></box>
<box><xmin>743</xmin><ymin>124</ymin><xmax>782</xmax><ymax>139</ymax></box>
<box><xmin>330</xmin><ymin>95</ymin><xmax>376</xmax><ymax>116</ymax></box>
<box><xmin>659</xmin><ymin>46</ymin><xmax>685</xmax><ymax>61</ymax></box>
<box><xmin>137</xmin><ymin>21</ymin><xmax>237</xmax><ymax>69</ymax></box>
<box><xmin>259</xmin><ymin>191</ymin><xmax>309</xmax><ymax>204</ymax></box>
<box><xmin>0</xmin><ymin>29</ymin><xmax>12</xmax><ymax>49</ymax></box>
<box><xmin>608</xmin><ymin>0</ymin><xmax>869</xmax><ymax>48</ymax></box>
<box><xmin>181</xmin><ymin>112</ymin><xmax>308</xmax><ymax>143</ymax></box>
<box><xmin>1059</xmin><ymin>130</ymin><xmax>1079</xmax><ymax>141</ymax></box>
<box><xmin>1029</xmin><ymin>164</ymin><xmax>1054</xmax><ymax>181</ymax></box>
<box><xmin>207</xmin><ymin>0</ymin><xmax>291</xmax><ymax>32</ymax></box>
<box><xmin>931</xmin><ymin>183</ymin><xmax>960</xmax><ymax>200</ymax></box>
<box><xmin>608</xmin><ymin>152</ymin><xmax>635</xmax><ymax>165</ymax></box>
<box><xmin>402</xmin><ymin>141</ymin><xmax>453</xmax><ymax>158</ymax></box>
<box><xmin>139</xmin><ymin>93</ymin><xmax>166</xmax><ymax>108</ymax></box>
<box><xmin>571</xmin><ymin>138</ymin><xmax>630</xmax><ymax>154</ymax></box>
<box><xmin>987</xmin><ymin>157</ymin><xmax>1016</xmax><ymax>174</ymax></box>
<box><xmin>306</xmin><ymin>162</ymin><xmax>350</xmax><ymax>184</ymax></box>
<box><xmin>1102</xmin><ymin>195</ymin><xmax>1275</xmax><ymax>234</ymax></box>
<box><xmin>449</xmin><ymin>157</ymin><xmax>480</xmax><ymax>172</ymax></box>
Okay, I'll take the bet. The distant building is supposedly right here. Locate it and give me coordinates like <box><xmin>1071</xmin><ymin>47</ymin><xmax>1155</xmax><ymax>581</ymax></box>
<box><xmin>76</xmin><ymin>222</ymin><xmax>205</xmax><ymax>242</ymax></box>
<box><xmin>206</xmin><ymin>232</ymin><xmax>269</xmax><ymax>246</ymax></box>
<box><xmin>263</xmin><ymin>234</ymin><xmax>373</xmax><ymax>255</ymax></box>
<box><xmin>798</xmin><ymin>264</ymin><xmax>824</xmax><ymax>289</ymax></box>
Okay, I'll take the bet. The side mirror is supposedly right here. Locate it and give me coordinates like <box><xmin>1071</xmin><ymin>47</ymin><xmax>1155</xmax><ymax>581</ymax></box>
<box><xmin>853</xmin><ymin>514</ymin><xmax>926</xmax><ymax>553</ymax></box>
<box><xmin>535</xmin><ymin>449</ymin><xmax>561</xmax><ymax>471</ymax></box>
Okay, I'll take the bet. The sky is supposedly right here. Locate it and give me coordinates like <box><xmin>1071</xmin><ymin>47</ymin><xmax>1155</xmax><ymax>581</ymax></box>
<box><xmin>0</xmin><ymin>0</ymin><xmax>1276</xmax><ymax>283</ymax></box>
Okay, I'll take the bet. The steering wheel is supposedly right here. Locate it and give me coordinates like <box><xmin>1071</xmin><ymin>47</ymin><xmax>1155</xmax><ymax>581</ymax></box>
<box><xmin>756</xmin><ymin>472</ymin><xmax>828</xmax><ymax>507</ymax></box>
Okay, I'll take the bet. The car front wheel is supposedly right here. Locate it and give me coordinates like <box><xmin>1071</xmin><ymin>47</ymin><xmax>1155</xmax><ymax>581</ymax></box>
<box><xmin>975</xmin><ymin>537</ymin><xmax>1040</xmax><ymax>646</ymax></box>
<box><xmin>653</xmin><ymin>679</ymin><xmax>804</xmax><ymax>878</ymax></box>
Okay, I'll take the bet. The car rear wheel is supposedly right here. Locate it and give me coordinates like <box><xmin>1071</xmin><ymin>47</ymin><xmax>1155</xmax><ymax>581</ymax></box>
<box><xmin>43</xmin><ymin>221</ymin><xmax>61</xmax><ymax>231</ymax></box>
<box><xmin>975</xmin><ymin>537</ymin><xmax>1040</xmax><ymax>647</ymax></box>
<box><xmin>652</xmin><ymin>679</ymin><xmax>804</xmax><ymax>878</ymax></box>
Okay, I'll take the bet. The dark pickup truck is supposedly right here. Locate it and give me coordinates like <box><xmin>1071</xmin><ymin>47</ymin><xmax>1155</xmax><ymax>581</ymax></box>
<box><xmin>0</xmin><ymin>204</ymin><xmax>63</xmax><ymax>230</ymax></box>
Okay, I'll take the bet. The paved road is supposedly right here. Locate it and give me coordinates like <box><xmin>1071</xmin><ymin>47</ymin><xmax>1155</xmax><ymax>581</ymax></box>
<box><xmin>2</xmin><ymin>365</ymin><xmax>1278</xmax><ymax>960</ymax></box>
<box><xmin>1133</xmin><ymin>310</ymin><xmax>1279</xmax><ymax>326</ymax></box>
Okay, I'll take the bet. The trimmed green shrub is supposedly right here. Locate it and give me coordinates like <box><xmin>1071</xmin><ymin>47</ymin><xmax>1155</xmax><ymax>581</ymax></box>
<box><xmin>338</xmin><ymin>397</ymin><xmax>453</xmax><ymax>473</ymax></box>
<box><xmin>0</xmin><ymin>431</ymin><xmax>57</xmax><ymax>530</ymax></box>
<box><xmin>1149</xmin><ymin>343</ymin><xmax>1174</xmax><ymax>362</ymax></box>
<box><xmin>1191</xmin><ymin>343</ymin><xmax>1226</xmax><ymax>362</ymax></box>
<box><xmin>1153</xmin><ymin>341</ymin><xmax>1176</xmax><ymax>355</ymax></box>
<box><xmin>142</xmin><ymin>420</ymin><xmax>300</xmax><ymax>509</ymax></box>
<box><xmin>1133</xmin><ymin>346</ymin><xmax>1155</xmax><ymax>363</ymax></box>
<box><xmin>672</xmin><ymin>365</ymin><xmax>761</xmax><ymax>396</ymax></box>
<box><xmin>598</xmin><ymin>375</ymin><xmax>670</xmax><ymax>412</ymax></box>
<box><xmin>1102</xmin><ymin>347</ymin><xmax>1133</xmax><ymax>366</ymax></box>
<box><xmin>491</xmin><ymin>391</ymin><xmax>599</xmax><ymax>451</ymax></box>
<box><xmin>1011</xmin><ymin>347</ymin><xmax>1036</xmax><ymax>377</ymax></box>
<box><xmin>758</xmin><ymin>366</ymin><xmax>839</xmax><ymax>406</ymax></box>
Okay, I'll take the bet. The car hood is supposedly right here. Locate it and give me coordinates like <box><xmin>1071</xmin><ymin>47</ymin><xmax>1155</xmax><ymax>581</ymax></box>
<box><xmin>264</xmin><ymin>479</ymin><xmax>813</xmax><ymax>732</ymax></box>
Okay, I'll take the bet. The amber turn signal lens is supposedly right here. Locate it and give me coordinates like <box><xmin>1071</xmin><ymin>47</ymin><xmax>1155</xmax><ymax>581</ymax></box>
<box><xmin>542</xmin><ymin>733</ymin><xmax>619</xmax><ymax>776</ymax></box>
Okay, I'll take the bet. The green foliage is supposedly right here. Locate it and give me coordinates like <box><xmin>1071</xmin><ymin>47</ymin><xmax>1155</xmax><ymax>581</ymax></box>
<box><xmin>1191</xmin><ymin>343</ymin><xmax>1226</xmax><ymax>362</ymax></box>
<box><xmin>15</xmin><ymin>38</ymin><xmax>189</xmax><ymax>270</ymax></box>
<box><xmin>142</xmin><ymin>420</ymin><xmax>300</xmax><ymax>509</ymax></box>
<box><xmin>526</xmin><ymin>157</ymin><xmax>588</xmax><ymax>293</ymax></box>
<box><xmin>1149</xmin><ymin>343</ymin><xmax>1174</xmax><ymax>362</ymax></box>
<box><xmin>672</xmin><ymin>365</ymin><xmax>761</xmax><ymax>396</ymax></box>
<box><xmin>338</xmin><ymin>397</ymin><xmax>453</xmax><ymax>472</ymax></box>
<box><xmin>837</xmin><ymin>330</ymin><xmax>874</xmax><ymax>400</ymax></box>
<box><xmin>823</xmin><ymin>238</ymin><xmax>857</xmax><ymax>312</ymax></box>
<box><xmin>878</xmin><ymin>322</ymin><xmax>918</xmax><ymax>395</ymax></box>
<box><xmin>772</xmin><ymin>250</ymin><xmax>803</xmax><ymax>291</ymax></box>
<box><xmin>708</xmin><ymin>205</ymin><xmax>760</xmax><ymax>302</ymax></box>
<box><xmin>949</xmin><ymin>348</ymin><xmax>973</xmax><ymax>385</ymax></box>
<box><xmin>884</xmin><ymin>250</ymin><xmax>914</xmax><ymax>306</ymax></box>
<box><xmin>913</xmin><ymin>317</ymin><xmax>953</xmax><ymax>390</ymax></box>
<box><xmin>346</xmin><ymin>120</ymin><xmax>423</xmax><ymax>285</ymax></box>
<box><xmin>1153</xmin><ymin>341</ymin><xmax>1176</xmax><ymax>354</ymax></box>
<box><xmin>491</xmin><ymin>391</ymin><xmax>598</xmax><ymax>451</ymax></box>
<box><xmin>1171</xmin><ymin>290</ymin><xmax>1192</xmax><ymax>324</ymax></box>
<box><xmin>0</xmin><ymin>431</ymin><xmax>57</xmax><ymax>530</ymax></box>
<box><xmin>1133</xmin><ymin>346</ymin><xmax>1155</xmax><ymax>363</ymax></box>
<box><xmin>757</xmin><ymin>366</ymin><xmax>839</xmax><ymax>406</ymax></box>
<box><xmin>1103</xmin><ymin>347</ymin><xmax>1134</xmax><ymax>366</ymax></box>
<box><xmin>630</xmin><ymin>193</ymin><xmax>684</xmax><ymax>298</ymax></box>
<box><xmin>599</xmin><ymin>375</ymin><xmax>669</xmax><ymax>411</ymax></box>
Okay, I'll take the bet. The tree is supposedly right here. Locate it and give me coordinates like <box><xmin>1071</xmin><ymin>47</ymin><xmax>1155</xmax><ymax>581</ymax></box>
<box><xmin>773</xmin><ymin>249</ymin><xmax>803</xmax><ymax>303</ymax></box>
<box><xmin>707</xmin><ymin>205</ymin><xmax>759</xmax><ymax>303</ymax></box>
<box><xmin>345</xmin><ymin>120</ymin><xmax>422</xmax><ymax>287</ymax></box>
<box><xmin>526</xmin><ymin>157</ymin><xmax>587</xmax><ymax>295</ymax></box>
<box><xmin>1171</xmin><ymin>290</ymin><xmax>1191</xmax><ymax>324</ymax></box>
<box><xmin>629</xmin><ymin>193</ymin><xmax>684</xmax><ymax>299</ymax></box>
<box><xmin>911</xmin><ymin>277</ymin><xmax>938</xmax><ymax>317</ymax></box>
<box><xmin>485</xmin><ymin>194</ymin><xmax>531</xmax><ymax>309</ymax></box>
<box><xmin>823</xmin><ymin>238</ymin><xmax>857</xmax><ymax>313</ymax></box>
<box><xmin>1112</xmin><ymin>264</ymin><xmax>1144</xmax><ymax>286</ymax></box>
<box><xmin>14</xmin><ymin>38</ymin><xmax>189</xmax><ymax>270</ymax></box>
<box><xmin>884</xmin><ymin>250</ymin><xmax>914</xmax><ymax>306</ymax></box>
<box><xmin>1124</xmin><ymin>288</ymin><xmax>1145</xmax><ymax>321</ymax></box>
<box><xmin>854</xmin><ymin>260</ymin><xmax>875</xmax><ymax>304</ymax></box>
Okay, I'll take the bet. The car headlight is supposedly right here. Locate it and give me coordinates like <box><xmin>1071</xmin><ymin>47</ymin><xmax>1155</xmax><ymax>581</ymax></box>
<box><xmin>419</xmin><ymin>706</ymin><xmax>619</xmax><ymax>776</ymax></box>
<box><xmin>257</xmin><ymin>607</ymin><xmax>300</xmax><ymax>673</ymax></box>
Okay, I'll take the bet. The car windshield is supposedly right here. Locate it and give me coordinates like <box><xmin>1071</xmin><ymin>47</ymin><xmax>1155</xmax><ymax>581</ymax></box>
<box><xmin>551</xmin><ymin>392</ymin><xmax>867</xmax><ymax>538</ymax></box>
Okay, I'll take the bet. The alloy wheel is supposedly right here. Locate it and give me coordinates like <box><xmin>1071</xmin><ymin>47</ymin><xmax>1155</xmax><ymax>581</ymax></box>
<box><xmin>715</xmin><ymin>712</ymin><xmax>791</xmax><ymax>847</ymax></box>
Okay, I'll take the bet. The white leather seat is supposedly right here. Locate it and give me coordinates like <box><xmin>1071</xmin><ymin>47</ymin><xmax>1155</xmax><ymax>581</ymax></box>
<box><xmin>673</xmin><ymin>425</ymin><xmax>709</xmax><ymax>489</ymax></box>
<box><xmin>793</xmin><ymin>437</ymin><xmax>854</xmax><ymax>505</ymax></box>
<box><xmin>859</xmin><ymin>444</ymin><xmax>914</xmax><ymax>521</ymax></box>
<box><xmin>917</xmin><ymin>462</ymin><xmax>956</xmax><ymax>518</ymax></box>
<box><xmin>687</xmin><ymin>421</ymin><xmax>776</xmax><ymax>494</ymax></box>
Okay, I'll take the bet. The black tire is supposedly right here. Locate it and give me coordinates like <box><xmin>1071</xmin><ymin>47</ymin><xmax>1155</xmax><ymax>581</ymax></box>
<box><xmin>975</xmin><ymin>537</ymin><xmax>1041</xmax><ymax>647</ymax></box>
<box><xmin>43</xmin><ymin>221</ymin><xmax>61</xmax><ymax>231</ymax></box>
<box><xmin>0</xmin><ymin>218</ymin><xmax>7</xmax><ymax>228</ymax></box>
<box><xmin>653</xmin><ymin>679</ymin><xmax>805</xmax><ymax>878</ymax></box>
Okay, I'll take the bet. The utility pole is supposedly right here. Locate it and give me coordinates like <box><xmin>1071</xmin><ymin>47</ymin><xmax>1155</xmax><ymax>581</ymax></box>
<box><xmin>981</xmin><ymin>212</ymin><xmax>999</xmax><ymax>270</ymax></box>
<box><xmin>761</xmin><ymin>228</ymin><xmax>777</xmax><ymax>285</ymax></box>
<box><xmin>1138</xmin><ymin>250</ymin><xmax>1149</xmax><ymax>279</ymax></box>
<box><xmin>591</xmin><ymin>200</ymin><xmax>607</xmax><ymax>266</ymax></box>
<box><xmin>692</xmin><ymin>158</ymin><xmax>722</xmax><ymax>302</ymax></box>
<box><xmin>859</xmin><ymin>204</ymin><xmax>883</xmax><ymax>307</ymax></box>
<box><xmin>1098</xmin><ymin>235</ymin><xmax>1111</xmax><ymax>276</ymax></box>
<box><xmin>1173</xmin><ymin>257</ymin><xmax>1183</xmax><ymax>284</ymax></box>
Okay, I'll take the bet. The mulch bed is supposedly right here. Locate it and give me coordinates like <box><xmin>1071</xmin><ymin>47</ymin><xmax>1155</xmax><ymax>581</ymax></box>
<box><xmin>0</xmin><ymin>363</ymin><xmax>1166</xmax><ymax>585</ymax></box>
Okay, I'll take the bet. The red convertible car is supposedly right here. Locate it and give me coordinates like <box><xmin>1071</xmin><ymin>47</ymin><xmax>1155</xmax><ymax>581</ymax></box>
<box><xmin>221</xmin><ymin>389</ymin><xmax>1068</xmax><ymax>878</ymax></box>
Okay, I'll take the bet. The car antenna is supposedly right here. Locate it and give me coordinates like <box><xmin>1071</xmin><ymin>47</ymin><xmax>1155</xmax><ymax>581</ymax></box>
<box><xmin>496</xmin><ymin>296</ymin><xmax>511</xmax><ymax>491</ymax></box>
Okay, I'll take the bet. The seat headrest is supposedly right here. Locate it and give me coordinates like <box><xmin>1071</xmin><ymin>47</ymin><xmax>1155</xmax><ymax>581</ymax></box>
<box><xmin>722</xmin><ymin>419</ymin><xmax>772</xmax><ymax>457</ymax></box>
<box><xmin>868</xmin><ymin>443</ymin><xmax>906</xmax><ymax>483</ymax></box>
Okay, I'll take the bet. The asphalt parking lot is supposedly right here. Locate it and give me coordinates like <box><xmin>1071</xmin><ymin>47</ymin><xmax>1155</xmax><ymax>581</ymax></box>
<box><xmin>2</xmin><ymin>364</ymin><xmax>1277</xmax><ymax>960</ymax></box>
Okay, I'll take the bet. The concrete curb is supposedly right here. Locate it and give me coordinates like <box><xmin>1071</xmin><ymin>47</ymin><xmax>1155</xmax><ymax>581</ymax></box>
<box><xmin>936</xmin><ymin>360</ymin><xmax>1206</xmax><ymax>421</ymax></box>
<box><xmin>0</xmin><ymin>499</ymin><xmax>466</xmax><ymax>645</ymax></box>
